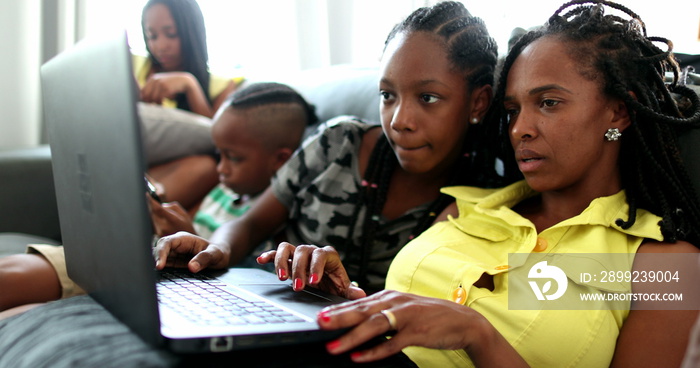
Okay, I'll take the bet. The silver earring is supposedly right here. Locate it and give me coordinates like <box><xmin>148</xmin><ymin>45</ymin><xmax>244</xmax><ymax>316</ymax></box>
<box><xmin>470</xmin><ymin>117</ymin><xmax>479</xmax><ymax>125</ymax></box>
<box><xmin>605</xmin><ymin>128</ymin><xmax>621</xmax><ymax>141</ymax></box>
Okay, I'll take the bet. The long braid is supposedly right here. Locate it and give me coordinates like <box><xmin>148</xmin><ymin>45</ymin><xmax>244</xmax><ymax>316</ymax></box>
<box><xmin>490</xmin><ymin>0</ymin><xmax>700</xmax><ymax>245</ymax></box>
<box><xmin>347</xmin><ymin>134</ymin><xmax>478</xmax><ymax>285</ymax></box>
<box><xmin>357</xmin><ymin>137</ymin><xmax>395</xmax><ymax>283</ymax></box>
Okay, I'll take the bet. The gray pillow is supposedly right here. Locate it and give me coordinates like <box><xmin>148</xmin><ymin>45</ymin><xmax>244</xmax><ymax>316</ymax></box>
<box><xmin>137</xmin><ymin>102</ymin><xmax>215</xmax><ymax>166</ymax></box>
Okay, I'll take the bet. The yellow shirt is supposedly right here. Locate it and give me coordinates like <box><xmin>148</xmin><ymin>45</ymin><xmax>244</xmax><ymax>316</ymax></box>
<box><xmin>386</xmin><ymin>180</ymin><xmax>663</xmax><ymax>368</ymax></box>
<box><xmin>131</xmin><ymin>54</ymin><xmax>243</xmax><ymax>109</ymax></box>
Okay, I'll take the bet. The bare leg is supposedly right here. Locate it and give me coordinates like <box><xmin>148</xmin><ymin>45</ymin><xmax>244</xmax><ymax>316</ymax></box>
<box><xmin>148</xmin><ymin>155</ymin><xmax>218</xmax><ymax>212</ymax></box>
<box><xmin>0</xmin><ymin>254</ymin><xmax>61</xmax><ymax>313</ymax></box>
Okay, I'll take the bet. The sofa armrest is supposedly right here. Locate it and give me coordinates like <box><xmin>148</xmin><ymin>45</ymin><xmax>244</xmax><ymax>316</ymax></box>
<box><xmin>0</xmin><ymin>145</ymin><xmax>61</xmax><ymax>242</ymax></box>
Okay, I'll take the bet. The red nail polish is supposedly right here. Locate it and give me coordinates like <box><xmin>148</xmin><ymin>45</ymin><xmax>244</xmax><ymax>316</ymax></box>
<box><xmin>350</xmin><ymin>351</ymin><xmax>364</xmax><ymax>361</ymax></box>
<box><xmin>293</xmin><ymin>278</ymin><xmax>303</xmax><ymax>290</ymax></box>
<box><xmin>277</xmin><ymin>268</ymin><xmax>287</xmax><ymax>279</ymax></box>
<box><xmin>256</xmin><ymin>256</ymin><xmax>264</xmax><ymax>264</ymax></box>
<box><xmin>318</xmin><ymin>310</ymin><xmax>331</xmax><ymax>323</ymax></box>
<box><xmin>326</xmin><ymin>339</ymin><xmax>341</xmax><ymax>352</ymax></box>
<box><xmin>309</xmin><ymin>273</ymin><xmax>319</xmax><ymax>284</ymax></box>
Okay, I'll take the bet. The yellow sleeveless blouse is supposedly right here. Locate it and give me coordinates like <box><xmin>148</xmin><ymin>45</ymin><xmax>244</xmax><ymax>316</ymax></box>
<box><xmin>386</xmin><ymin>180</ymin><xmax>663</xmax><ymax>367</ymax></box>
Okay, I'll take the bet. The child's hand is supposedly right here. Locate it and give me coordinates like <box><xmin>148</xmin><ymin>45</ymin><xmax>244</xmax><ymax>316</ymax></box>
<box><xmin>257</xmin><ymin>242</ymin><xmax>367</xmax><ymax>300</ymax></box>
<box><xmin>154</xmin><ymin>232</ymin><xmax>231</xmax><ymax>272</ymax></box>
<box><xmin>148</xmin><ymin>197</ymin><xmax>195</xmax><ymax>237</ymax></box>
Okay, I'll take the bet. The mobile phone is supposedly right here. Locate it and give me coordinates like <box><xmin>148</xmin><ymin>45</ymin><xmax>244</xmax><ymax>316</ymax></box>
<box><xmin>144</xmin><ymin>176</ymin><xmax>162</xmax><ymax>203</ymax></box>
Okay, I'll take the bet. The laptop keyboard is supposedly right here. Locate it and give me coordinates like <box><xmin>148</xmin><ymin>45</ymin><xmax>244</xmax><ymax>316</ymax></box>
<box><xmin>157</xmin><ymin>270</ymin><xmax>307</xmax><ymax>326</ymax></box>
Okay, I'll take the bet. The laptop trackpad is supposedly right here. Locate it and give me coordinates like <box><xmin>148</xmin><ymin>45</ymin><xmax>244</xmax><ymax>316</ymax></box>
<box><xmin>241</xmin><ymin>284</ymin><xmax>345</xmax><ymax>314</ymax></box>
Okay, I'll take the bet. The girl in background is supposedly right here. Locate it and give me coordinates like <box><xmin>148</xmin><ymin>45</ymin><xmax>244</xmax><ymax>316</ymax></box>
<box><xmin>136</xmin><ymin>0</ymin><xmax>243</xmax><ymax>210</ymax></box>
<box><xmin>135</xmin><ymin>0</ymin><xmax>241</xmax><ymax>118</ymax></box>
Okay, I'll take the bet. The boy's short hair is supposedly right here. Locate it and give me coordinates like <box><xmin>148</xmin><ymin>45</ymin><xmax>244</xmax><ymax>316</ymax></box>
<box><xmin>219</xmin><ymin>82</ymin><xmax>317</xmax><ymax>151</ymax></box>
<box><xmin>227</xmin><ymin>82</ymin><xmax>318</xmax><ymax>126</ymax></box>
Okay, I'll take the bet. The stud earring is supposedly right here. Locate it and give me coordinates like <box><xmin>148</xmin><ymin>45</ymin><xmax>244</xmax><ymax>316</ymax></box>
<box><xmin>470</xmin><ymin>117</ymin><xmax>479</xmax><ymax>125</ymax></box>
<box><xmin>605</xmin><ymin>128</ymin><xmax>621</xmax><ymax>141</ymax></box>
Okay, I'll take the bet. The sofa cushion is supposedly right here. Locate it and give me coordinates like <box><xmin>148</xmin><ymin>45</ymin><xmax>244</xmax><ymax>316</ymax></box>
<box><xmin>249</xmin><ymin>64</ymin><xmax>382</xmax><ymax>125</ymax></box>
<box><xmin>138</xmin><ymin>102</ymin><xmax>215</xmax><ymax>166</ymax></box>
<box><xmin>0</xmin><ymin>233</ymin><xmax>60</xmax><ymax>257</ymax></box>
<box><xmin>0</xmin><ymin>146</ymin><xmax>61</xmax><ymax>242</ymax></box>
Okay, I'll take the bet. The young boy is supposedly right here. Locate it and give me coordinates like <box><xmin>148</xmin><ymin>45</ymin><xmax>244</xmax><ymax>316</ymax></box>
<box><xmin>0</xmin><ymin>82</ymin><xmax>316</xmax><ymax>318</ymax></box>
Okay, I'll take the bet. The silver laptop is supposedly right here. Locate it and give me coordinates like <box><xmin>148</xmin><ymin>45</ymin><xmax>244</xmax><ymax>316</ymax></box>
<box><xmin>40</xmin><ymin>31</ymin><xmax>346</xmax><ymax>354</ymax></box>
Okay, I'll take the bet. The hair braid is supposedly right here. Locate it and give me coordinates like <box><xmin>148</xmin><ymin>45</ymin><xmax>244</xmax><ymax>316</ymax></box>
<box><xmin>343</xmin><ymin>135</ymin><xmax>395</xmax><ymax>283</ymax></box>
<box><xmin>227</xmin><ymin>82</ymin><xmax>318</xmax><ymax>126</ymax></box>
<box><xmin>347</xmin><ymin>134</ymin><xmax>479</xmax><ymax>285</ymax></box>
<box><xmin>491</xmin><ymin>0</ymin><xmax>700</xmax><ymax>245</ymax></box>
<box><xmin>384</xmin><ymin>1</ymin><xmax>498</xmax><ymax>89</ymax></box>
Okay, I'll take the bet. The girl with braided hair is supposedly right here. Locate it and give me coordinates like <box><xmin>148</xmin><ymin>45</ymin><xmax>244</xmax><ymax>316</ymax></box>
<box><xmin>155</xmin><ymin>1</ymin><xmax>500</xmax><ymax>295</ymax></box>
<box><xmin>302</xmin><ymin>1</ymin><xmax>700</xmax><ymax>366</ymax></box>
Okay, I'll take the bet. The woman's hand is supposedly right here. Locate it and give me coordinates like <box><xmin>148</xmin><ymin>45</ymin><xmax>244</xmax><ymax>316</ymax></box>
<box><xmin>140</xmin><ymin>72</ymin><xmax>199</xmax><ymax>105</ymax></box>
<box><xmin>148</xmin><ymin>197</ymin><xmax>195</xmax><ymax>237</ymax></box>
<box><xmin>317</xmin><ymin>290</ymin><xmax>529</xmax><ymax>366</ymax></box>
<box><xmin>154</xmin><ymin>231</ymin><xmax>230</xmax><ymax>272</ymax></box>
<box><xmin>256</xmin><ymin>242</ymin><xmax>366</xmax><ymax>300</ymax></box>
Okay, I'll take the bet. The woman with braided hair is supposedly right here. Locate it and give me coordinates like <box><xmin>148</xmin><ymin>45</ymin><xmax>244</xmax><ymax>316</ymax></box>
<box><xmin>298</xmin><ymin>1</ymin><xmax>700</xmax><ymax>366</ymax></box>
<box><xmin>155</xmin><ymin>1</ymin><xmax>501</xmax><ymax>295</ymax></box>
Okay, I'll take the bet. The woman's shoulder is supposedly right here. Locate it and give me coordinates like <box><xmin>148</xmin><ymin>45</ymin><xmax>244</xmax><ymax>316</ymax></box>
<box><xmin>441</xmin><ymin>181</ymin><xmax>530</xmax><ymax>204</ymax></box>
<box><xmin>638</xmin><ymin>239</ymin><xmax>699</xmax><ymax>254</ymax></box>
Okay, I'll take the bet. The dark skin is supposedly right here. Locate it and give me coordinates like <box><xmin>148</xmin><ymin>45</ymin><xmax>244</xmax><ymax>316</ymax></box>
<box><xmin>154</xmin><ymin>31</ymin><xmax>492</xmax><ymax>282</ymax></box>
<box><xmin>257</xmin><ymin>36</ymin><xmax>698</xmax><ymax>366</ymax></box>
<box><xmin>255</xmin><ymin>30</ymin><xmax>492</xmax><ymax>296</ymax></box>
<box><xmin>141</xmin><ymin>3</ymin><xmax>235</xmax><ymax>118</ymax></box>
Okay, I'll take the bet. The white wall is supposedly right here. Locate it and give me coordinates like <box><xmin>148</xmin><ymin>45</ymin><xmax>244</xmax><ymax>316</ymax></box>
<box><xmin>463</xmin><ymin>0</ymin><xmax>700</xmax><ymax>56</ymax></box>
<box><xmin>0</xmin><ymin>1</ymin><xmax>42</xmax><ymax>149</ymax></box>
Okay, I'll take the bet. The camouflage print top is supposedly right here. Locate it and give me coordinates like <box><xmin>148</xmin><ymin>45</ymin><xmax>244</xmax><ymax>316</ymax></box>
<box><xmin>271</xmin><ymin>116</ymin><xmax>429</xmax><ymax>293</ymax></box>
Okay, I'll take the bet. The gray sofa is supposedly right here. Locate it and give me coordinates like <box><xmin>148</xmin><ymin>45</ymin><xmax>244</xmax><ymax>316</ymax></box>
<box><xmin>0</xmin><ymin>146</ymin><xmax>61</xmax><ymax>255</ymax></box>
<box><xmin>0</xmin><ymin>64</ymin><xmax>381</xmax><ymax>257</ymax></box>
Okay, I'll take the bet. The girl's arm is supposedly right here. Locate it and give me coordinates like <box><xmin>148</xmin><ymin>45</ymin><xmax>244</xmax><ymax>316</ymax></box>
<box><xmin>154</xmin><ymin>186</ymin><xmax>289</xmax><ymax>271</ymax></box>
<box><xmin>140</xmin><ymin>72</ymin><xmax>218</xmax><ymax>118</ymax></box>
<box><xmin>209</xmin><ymin>186</ymin><xmax>289</xmax><ymax>266</ymax></box>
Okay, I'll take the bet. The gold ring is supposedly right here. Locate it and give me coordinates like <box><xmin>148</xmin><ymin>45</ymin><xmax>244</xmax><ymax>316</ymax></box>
<box><xmin>380</xmin><ymin>309</ymin><xmax>397</xmax><ymax>330</ymax></box>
